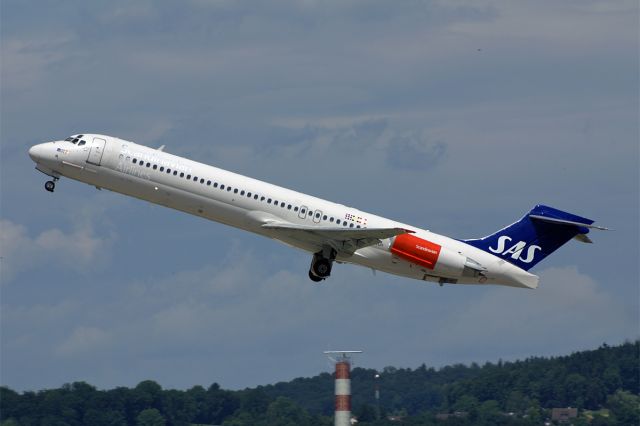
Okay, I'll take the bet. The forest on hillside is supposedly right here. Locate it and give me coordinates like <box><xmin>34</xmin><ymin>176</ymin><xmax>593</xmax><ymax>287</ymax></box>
<box><xmin>1</xmin><ymin>341</ymin><xmax>638</xmax><ymax>425</ymax></box>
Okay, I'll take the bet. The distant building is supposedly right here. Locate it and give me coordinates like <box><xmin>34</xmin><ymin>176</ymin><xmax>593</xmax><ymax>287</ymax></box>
<box><xmin>551</xmin><ymin>407</ymin><xmax>578</xmax><ymax>423</ymax></box>
<box><xmin>436</xmin><ymin>411</ymin><xmax>468</xmax><ymax>421</ymax></box>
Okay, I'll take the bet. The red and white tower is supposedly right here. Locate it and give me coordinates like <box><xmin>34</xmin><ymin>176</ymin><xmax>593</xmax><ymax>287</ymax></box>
<box><xmin>324</xmin><ymin>350</ymin><xmax>362</xmax><ymax>426</ymax></box>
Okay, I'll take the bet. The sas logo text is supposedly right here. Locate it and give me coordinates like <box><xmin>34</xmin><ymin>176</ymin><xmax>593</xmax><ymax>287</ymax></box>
<box><xmin>489</xmin><ymin>236</ymin><xmax>541</xmax><ymax>263</ymax></box>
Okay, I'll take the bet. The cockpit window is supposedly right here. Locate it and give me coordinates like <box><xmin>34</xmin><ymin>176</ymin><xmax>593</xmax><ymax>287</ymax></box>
<box><xmin>65</xmin><ymin>134</ymin><xmax>85</xmax><ymax>144</ymax></box>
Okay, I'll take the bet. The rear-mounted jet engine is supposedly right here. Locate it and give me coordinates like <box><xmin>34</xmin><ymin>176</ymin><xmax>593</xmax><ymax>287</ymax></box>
<box><xmin>390</xmin><ymin>233</ymin><xmax>487</xmax><ymax>284</ymax></box>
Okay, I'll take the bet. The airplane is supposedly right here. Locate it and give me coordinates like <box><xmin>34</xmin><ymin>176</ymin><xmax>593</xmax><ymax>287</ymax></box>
<box><xmin>28</xmin><ymin>134</ymin><xmax>608</xmax><ymax>289</ymax></box>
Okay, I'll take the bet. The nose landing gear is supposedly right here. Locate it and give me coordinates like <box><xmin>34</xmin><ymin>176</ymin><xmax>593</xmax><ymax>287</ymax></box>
<box><xmin>44</xmin><ymin>178</ymin><xmax>58</xmax><ymax>193</ymax></box>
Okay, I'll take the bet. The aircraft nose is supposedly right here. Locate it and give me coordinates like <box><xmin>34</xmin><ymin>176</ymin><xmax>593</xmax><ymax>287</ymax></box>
<box><xmin>28</xmin><ymin>143</ymin><xmax>47</xmax><ymax>162</ymax></box>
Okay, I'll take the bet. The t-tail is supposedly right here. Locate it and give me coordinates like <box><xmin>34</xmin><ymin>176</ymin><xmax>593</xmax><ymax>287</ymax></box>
<box><xmin>464</xmin><ymin>205</ymin><xmax>608</xmax><ymax>271</ymax></box>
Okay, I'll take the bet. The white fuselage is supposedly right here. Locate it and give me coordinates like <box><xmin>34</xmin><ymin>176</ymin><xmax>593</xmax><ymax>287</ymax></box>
<box><xmin>28</xmin><ymin>134</ymin><xmax>539</xmax><ymax>289</ymax></box>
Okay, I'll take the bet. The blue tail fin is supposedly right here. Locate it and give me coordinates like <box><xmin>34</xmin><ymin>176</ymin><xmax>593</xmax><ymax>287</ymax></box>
<box><xmin>464</xmin><ymin>205</ymin><xmax>601</xmax><ymax>271</ymax></box>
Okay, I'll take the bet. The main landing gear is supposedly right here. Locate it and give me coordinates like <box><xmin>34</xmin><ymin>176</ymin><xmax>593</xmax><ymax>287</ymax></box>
<box><xmin>44</xmin><ymin>177</ymin><xmax>59</xmax><ymax>193</ymax></box>
<box><xmin>308</xmin><ymin>247</ymin><xmax>337</xmax><ymax>283</ymax></box>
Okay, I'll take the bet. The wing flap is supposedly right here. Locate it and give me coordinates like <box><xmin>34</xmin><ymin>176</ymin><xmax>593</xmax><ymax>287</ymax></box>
<box><xmin>261</xmin><ymin>222</ymin><xmax>413</xmax><ymax>255</ymax></box>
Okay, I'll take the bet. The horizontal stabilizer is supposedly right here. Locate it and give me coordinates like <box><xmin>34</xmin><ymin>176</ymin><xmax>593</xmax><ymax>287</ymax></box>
<box><xmin>529</xmin><ymin>214</ymin><xmax>610</xmax><ymax>231</ymax></box>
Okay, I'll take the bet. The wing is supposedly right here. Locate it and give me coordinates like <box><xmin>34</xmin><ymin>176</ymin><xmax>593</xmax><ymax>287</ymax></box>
<box><xmin>261</xmin><ymin>222</ymin><xmax>413</xmax><ymax>255</ymax></box>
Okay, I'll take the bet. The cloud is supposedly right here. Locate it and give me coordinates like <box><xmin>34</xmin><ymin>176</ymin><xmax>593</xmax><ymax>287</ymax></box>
<box><xmin>0</xmin><ymin>219</ymin><xmax>115</xmax><ymax>283</ymax></box>
<box><xmin>4</xmin><ymin>242</ymin><xmax>634</xmax><ymax>391</ymax></box>
<box><xmin>387</xmin><ymin>132</ymin><xmax>447</xmax><ymax>170</ymax></box>
<box><xmin>410</xmin><ymin>266</ymin><xmax>638</xmax><ymax>364</ymax></box>
<box><xmin>55</xmin><ymin>326</ymin><xmax>113</xmax><ymax>358</ymax></box>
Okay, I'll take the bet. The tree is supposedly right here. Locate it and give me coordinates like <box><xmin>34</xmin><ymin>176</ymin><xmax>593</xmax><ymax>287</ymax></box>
<box><xmin>476</xmin><ymin>400</ymin><xmax>501</xmax><ymax>426</ymax></box>
<box><xmin>133</xmin><ymin>381</ymin><xmax>163</xmax><ymax>408</ymax></box>
<box><xmin>505</xmin><ymin>391</ymin><xmax>529</xmax><ymax>415</ymax></box>
<box><xmin>607</xmin><ymin>390</ymin><xmax>640</xmax><ymax>425</ymax></box>
<box><xmin>354</xmin><ymin>403</ymin><xmax>377</xmax><ymax>422</ymax></box>
<box><xmin>452</xmin><ymin>395</ymin><xmax>479</xmax><ymax>420</ymax></box>
<box><xmin>262</xmin><ymin>397</ymin><xmax>312</xmax><ymax>426</ymax></box>
<box><xmin>83</xmin><ymin>408</ymin><xmax>127</xmax><ymax>426</ymax></box>
<box><xmin>136</xmin><ymin>408</ymin><xmax>166</xmax><ymax>426</ymax></box>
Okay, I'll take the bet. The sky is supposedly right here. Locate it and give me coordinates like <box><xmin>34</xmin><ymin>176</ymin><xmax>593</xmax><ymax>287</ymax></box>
<box><xmin>1</xmin><ymin>0</ymin><xmax>638</xmax><ymax>392</ymax></box>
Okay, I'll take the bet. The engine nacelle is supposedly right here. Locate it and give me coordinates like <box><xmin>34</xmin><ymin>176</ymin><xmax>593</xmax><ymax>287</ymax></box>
<box><xmin>390</xmin><ymin>233</ymin><xmax>485</xmax><ymax>279</ymax></box>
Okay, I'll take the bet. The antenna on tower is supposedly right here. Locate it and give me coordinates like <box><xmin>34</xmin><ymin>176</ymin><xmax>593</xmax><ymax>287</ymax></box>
<box><xmin>324</xmin><ymin>350</ymin><xmax>362</xmax><ymax>426</ymax></box>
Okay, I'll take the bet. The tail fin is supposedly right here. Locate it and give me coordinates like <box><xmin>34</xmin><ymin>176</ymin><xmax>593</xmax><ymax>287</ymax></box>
<box><xmin>464</xmin><ymin>205</ymin><xmax>607</xmax><ymax>271</ymax></box>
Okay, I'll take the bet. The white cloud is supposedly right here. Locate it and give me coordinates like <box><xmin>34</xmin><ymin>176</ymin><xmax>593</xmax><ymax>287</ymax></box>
<box><xmin>0</xmin><ymin>219</ymin><xmax>115</xmax><ymax>283</ymax></box>
<box><xmin>1</xmin><ymin>238</ymin><xmax>637</xmax><ymax>390</ymax></box>
<box><xmin>55</xmin><ymin>326</ymin><xmax>113</xmax><ymax>357</ymax></box>
<box><xmin>406</xmin><ymin>266</ymin><xmax>638</xmax><ymax>364</ymax></box>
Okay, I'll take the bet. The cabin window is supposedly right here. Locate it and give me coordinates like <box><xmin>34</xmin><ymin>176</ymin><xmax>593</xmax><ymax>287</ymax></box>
<box><xmin>261</xmin><ymin>196</ymin><xmax>265</xmax><ymax>201</ymax></box>
<box><xmin>336</xmin><ymin>220</ymin><xmax>341</xmax><ymax>225</ymax></box>
<box><xmin>287</xmin><ymin>204</ymin><xmax>292</xmax><ymax>210</ymax></box>
<box><xmin>173</xmin><ymin>171</ymin><xmax>177</xmax><ymax>175</ymax></box>
<box><xmin>227</xmin><ymin>187</ymin><xmax>232</xmax><ymax>192</ymax></box>
<box><xmin>153</xmin><ymin>165</ymin><xmax>157</xmax><ymax>170</ymax></box>
<box><xmin>315</xmin><ymin>212</ymin><xmax>320</xmax><ymax>218</ymax></box>
<box><xmin>180</xmin><ymin>172</ymin><xmax>184</xmax><ymax>177</ymax></box>
<box><xmin>330</xmin><ymin>217</ymin><xmax>334</xmax><ymax>222</ymax></box>
<box><xmin>160</xmin><ymin>166</ymin><xmax>164</xmax><ymax>172</ymax></box>
<box><xmin>234</xmin><ymin>189</ymin><xmax>238</xmax><ymax>194</ymax></box>
<box><xmin>247</xmin><ymin>192</ymin><xmax>252</xmax><ymax>197</ymax></box>
<box><xmin>323</xmin><ymin>215</ymin><xmax>327</xmax><ymax>220</ymax></box>
<box><xmin>206</xmin><ymin>180</ymin><xmax>211</xmax><ymax>186</ymax></box>
<box><xmin>133</xmin><ymin>159</ymin><xmax>137</xmax><ymax>164</ymax></box>
<box><xmin>146</xmin><ymin>162</ymin><xmax>151</xmax><ymax>167</ymax></box>
<box><xmin>213</xmin><ymin>183</ymin><xmax>218</xmax><ymax>188</ymax></box>
<box><xmin>167</xmin><ymin>169</ymin><xmax>171</xmax><ymax>174</ymax></box>
<box><xmin>294</xmin><ymin>207</ymin><xmax>299</xmax><ymax>212</ymax></box>
<box><xmin>267</xmin><ymin>198</ymin><xmax>272</xmax><ymax>204</ymax></box>
<box><xmin>220</xmin><ymin>184</ymin><xmax>225</xmax><ymax>189</ymax></box>
<box><xmin>193</xmin><ymin>176</ymin><xmax>197</xmax><ymax>181</ymax></box>
<box><xmin>254</xmin><ymin>194</ymin><xmax>258</xmax><ymax>199</ymax></box>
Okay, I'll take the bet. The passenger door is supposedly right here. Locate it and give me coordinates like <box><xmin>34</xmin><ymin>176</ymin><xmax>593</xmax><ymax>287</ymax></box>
<box><xmin>87</xmin><ymin>137</ymin><xmax>106</xmax><ymax>165</ymax></box>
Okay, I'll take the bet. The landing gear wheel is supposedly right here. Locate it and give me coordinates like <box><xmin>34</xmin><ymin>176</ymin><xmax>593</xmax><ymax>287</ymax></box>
<box><xmin>308</xmin><ymin>271</ymin><xmax>323</xmax><ymax>282</ymax></box>
<box><xmin>45</xmin><ymin>180</ymin><xmax>55</xmax><ymax>192</ymax></box>
<box><xmin>312</xmin><ymin>258</ymin><xmax>331</xmax><ymax>278</ymax></box>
